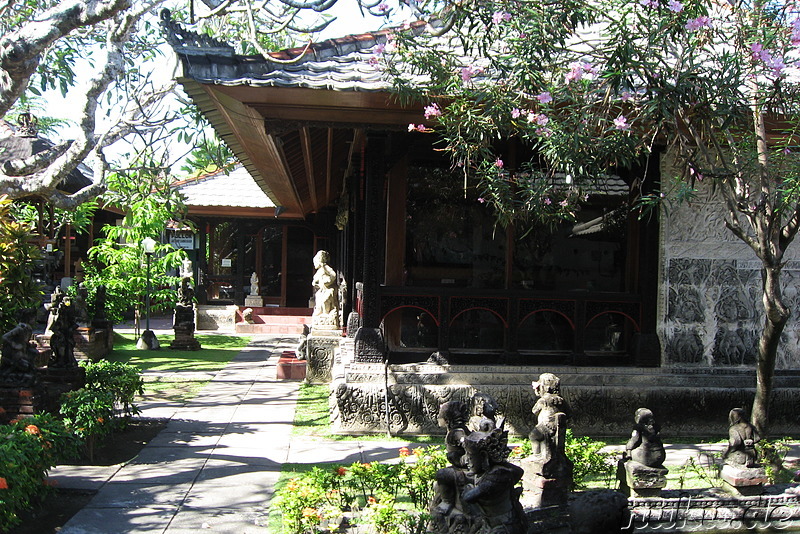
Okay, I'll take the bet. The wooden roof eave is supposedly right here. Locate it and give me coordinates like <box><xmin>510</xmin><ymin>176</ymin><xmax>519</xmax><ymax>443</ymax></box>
<box><xmin>177</xmin><ymin>76</ymin><xmax>306</xmax><ymax>216</ymax></box>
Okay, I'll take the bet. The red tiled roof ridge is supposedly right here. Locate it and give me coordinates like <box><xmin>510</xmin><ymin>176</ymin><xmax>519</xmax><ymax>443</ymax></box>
<box><xmin>170</xmin><ymin>162</ymin><xmax>238</xmax><ymax>188</ymax></box>
<box><xmin>267</xmin><ymin>20</ymin><xmax>428</xmax><ymax>62</ymax></box>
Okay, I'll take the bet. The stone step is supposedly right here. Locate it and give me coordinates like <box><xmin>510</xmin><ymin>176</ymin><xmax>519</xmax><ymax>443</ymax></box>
<box><xmin>235</xmin><ymin>322</ymin><xmax>307</xmax><ymax>334</ymax></box>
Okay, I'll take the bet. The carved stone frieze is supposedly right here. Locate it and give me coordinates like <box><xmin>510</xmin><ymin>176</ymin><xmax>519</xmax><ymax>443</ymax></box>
<box><xmin>306</xmin><ymin>335</ymin><xmax>339</xmax><ymax>383</ymax></box>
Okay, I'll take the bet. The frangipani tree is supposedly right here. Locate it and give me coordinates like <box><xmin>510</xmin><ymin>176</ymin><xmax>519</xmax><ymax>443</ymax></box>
<box><xmin>381</xmin><ymin>0</ymin><xmax>800</xmax><ymax>434</ymax></box>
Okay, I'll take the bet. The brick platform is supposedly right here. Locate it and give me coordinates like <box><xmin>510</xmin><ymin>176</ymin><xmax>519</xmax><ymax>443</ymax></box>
<box><xmin>276</xmin><ymin>351</ymin><xmax>306</xmax><ymax>380</ymax></box>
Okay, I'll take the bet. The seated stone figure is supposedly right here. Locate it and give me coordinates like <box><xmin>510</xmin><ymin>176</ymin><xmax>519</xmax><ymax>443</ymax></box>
<box><xmin>720</xmin><ymin>408</ymin><xmax>767</xmax><ymax>495</ymax></box>
<box><xmin>618</xmin><ymin>407</ymin><xmax>668</xmax><ymax>497</ymax></box>
<box><xmin>430</xmin><ymin>423</ymin><xmax>527</xmax><ymax>534</ymax></box>
<box><xmin>1</xmin><ymin>321</ymin><xmax>38</xmax><ymax>376</ymax></box>
<box><xmin>469</xmin><ymin>392</ymin><xmax>499</xmax><ymax>432</ymax></box>
<box><xmin>625</xmin><ymin>407</ymin><xmax>666</xmax><ymax>469</ymax></box>
<box><xmin>723</xmin><ymin>408</ymin><xmax>760</xmax><ymax>468</ymax></box>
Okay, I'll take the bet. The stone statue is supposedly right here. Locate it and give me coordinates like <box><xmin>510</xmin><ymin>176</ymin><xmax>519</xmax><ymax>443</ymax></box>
<box><xmin>618</xmin><ymin>407</ymin><xmax>668</xmax><ymax>497</ymax></box>
<box><xmin>44</xmin><ymin>286</ymin><xmax>64</xmax><ymax>336</ymax></box>
<box><xmin>249</xmin><ymin>271</ymin><xmax>259</xmax><ymax>296</ymax></box>
<box><xmin>171</xmin><ymin>262</ymin><xmax>201</xmax><ymax>351</ymax></box>
<box><xmin>430</xmin><ymin>424</ymin><xmax>527</xmax><ymax>534</ymax></box>
<box><xmin>180</xmin><ymin>258</ymin><xmax>193</xmax><ymax>279</ymax></box>
<box><xmin>624</xmin><ymin>408</ymin><xmax>666</xmax><ymax>469</ymax></box>
<box><xmin>723</xmin><ymin>408</ymin><xmax>761</xmax><ymax>468</ymax></box>
<box><xmin>522</xmin><ymin>373</ymin><xmax>573</xmax><ymax>507</ymax></box>
<box><xmin>439</xmin><ymin>400</ymin><xmax>470</xmax><ymax>467</ymax></box>
<box><xmin>469</xmin><ymin>392</ymin><xmax>498</xmax><ymax>432</ymax></box>
<box><xmin>178</xmin><ymin>274</ymin><xmax>195</xmax><ymax>307</ymax></box>
<box><xmin>91</xmin><ymin>285</ymin><xmax>110</xmax><ymax>329</ymax></box>
<box><xmin>73</xmin><ymin>283</ymin><xmax>90</xmax><ymax>327</ymax></box>
<box><xmin>311</xmin><ymin>250</ymin><xmax>340</xmax><ymax>329</ymax></box>
<box><xmin>720</xmin><ymin>408</ymin><xmax>767</xmax><ymax>495</ymax></box>
<box><xmin>1</xmin><ymin>322</ymin><xmax>37</xmax><ymax>376</ymax></box>
<box><xmin>48</xmin><ymin>297</ymin><xmax>79</xmax><ymax>368</ymax></box>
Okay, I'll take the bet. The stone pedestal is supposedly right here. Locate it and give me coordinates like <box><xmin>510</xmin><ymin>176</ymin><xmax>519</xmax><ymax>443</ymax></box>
<box><xmin>721</xmin><ymin>463</ymin><xmax>768</xmax><ymax>496</ymax></box>
<box><xmin>354</xmin><ymin>327</ymin><xmax>385</xmax><ymax>363</ymax></box>
<box><xmin>170</xmin><ymin>305</ymin><xmax>201</xmax><ymax>351</ymax></box>
<box><xmin>619</xmin><ymin>460</ymin><xmax>668</xmax><ymax>497</ymax></box>
<box><xmin>306</xmin><ymin>331</ymin><xmax>341</xmax><ymax>383</ymax></box>
<box><xmin>244</xmin><ymin>295</ymin><xmax>264</xmax><ymax>307</ymax></box>
<box><xmin>520</xmin><ymin>456</ymin><xmax>573</xmax><ymax>508</ymax></box>
<box><xmin>74</xmin><ymin>327</ymin><xmax>114</xmax><ymax>362</ymax></box>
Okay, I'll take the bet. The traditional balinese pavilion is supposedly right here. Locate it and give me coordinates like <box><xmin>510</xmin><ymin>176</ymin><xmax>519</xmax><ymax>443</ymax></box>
<box><xmin>161</xmin><ymin>11</ymin><xmax>800</xmax><ymax>436</ymax></box>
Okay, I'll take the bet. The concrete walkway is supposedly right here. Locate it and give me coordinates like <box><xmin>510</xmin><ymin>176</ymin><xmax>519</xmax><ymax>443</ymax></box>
<box><xmin>48</xmin><ymin>330</ymin><xmax>800</xmax><ymax>533</ymax></box>
<box><xmin>51</xmin><ymin>333</ymin><xmax>412</xmax><ymax>533</ymax></box>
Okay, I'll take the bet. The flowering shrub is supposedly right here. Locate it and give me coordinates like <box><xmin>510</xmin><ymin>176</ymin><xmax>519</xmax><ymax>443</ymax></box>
<box><xmin>0</xmin><ymin>414</ymin><xmax>81</xmax><ymax>531</ymax></box>
<box><xmin>82</xmin><ymin>360</ymin><xmax>144</xmax><ymax>419</ymax></box>
<box><xmin>60</xmin><ymin>388</ymin><xmax>116</xmax><ymax>460</ymax></box>
<box><xmin>273</xmin><ymin>446</ymin><xmax>446</xmax><ymax>534</ymax></box>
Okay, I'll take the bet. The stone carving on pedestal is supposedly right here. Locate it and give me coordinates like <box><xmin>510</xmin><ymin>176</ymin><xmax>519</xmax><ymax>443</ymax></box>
<box><xmin>1</xmin><ymin>322</ymin><xmax>38</xmax><ymax>381</ymax></box>
<box><xmin>311</xmin><ymin>250</ymin><xmax>340</xmax><ymax>331</ymax></box>
<box><xmin>618</xmin><ymin>407</ymin><xmax>668</xmax><ymax>497</ymax></box>
<box><xmin>429</xmin><ymin>417</ymin><xmax>527</xmax><ymax>534</ymax></box>
<box><xmin>170</xmin><ymin>262</ymin><xmax>201</xmax><ymax>351</ymax></box>
<box><xmin>721</xmin><ymin>408</ymin><xmax>768</xmax><ymax>495</ymax></box>
<box><xmin>244</xmin><ymin>271</ymin><xmax>264</xmax><ymax>307</ymax></box>
<box><xmin>469</xmin><ymin>392</ymin><xmax>498</xmax><ymax>432</ymax></box>
<box><xmin>305</xmin><ymin>251</ymin><xmax>342</xmax><ymax>382</ymax></box>
<box><xmin>521</xmin><ymin>373</ymin><xmax>573</xmax><ymax>508</ymax></box>
<box><xmin>44</xmin><ymin>286</ymin><xmax>65</xmax><ymax>337</ymax></box>
<box><xmin>49</xmin><ymin>297</ymin><xmax>79</xmax><ymax>368</ymax></box>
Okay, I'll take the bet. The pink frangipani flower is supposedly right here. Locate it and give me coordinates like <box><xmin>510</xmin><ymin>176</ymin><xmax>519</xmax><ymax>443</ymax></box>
<box><xmin>424</xmin><ymin>103</ymin><xmax>442</xmax><ymax>119</ymax></box>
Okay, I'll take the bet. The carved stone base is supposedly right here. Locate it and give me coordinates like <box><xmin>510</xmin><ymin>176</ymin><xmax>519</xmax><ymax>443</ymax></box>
<box><xmin>354</xmin><ymin>327</ymin><xmax>385</xmax><ymax>363</ymax></box>
<box><xmin>74</xmin><ymin>327</ymin><xmax>114</xmax><ymax>361</ymax></box>
<box><xmin>619</xmin><ymin>460</ymin><xmax>668</xmax><ymax>497</ymax></box>
<box><xmin>721</xmin><ymin>464</ymin><xmax>768</xmax><ymax>496</ymax></box>
<box><xmin>520</xmin><ymin>456</ymin><xmax>573</xmax><ymax>509</ymax></box>
<box><xmin>244</xmin><ymin>295</ymin><xmax>264</xmax><ymax>307</ymax></box>
<box><xmin>306</xmin><ymin>334</ymin><xmax>340</xmax><ymax>383</ymax></box>
<box><xmin>171</xmin><ymin>306</ymin><xmax>201</xmax><ymax>351</ymax></box>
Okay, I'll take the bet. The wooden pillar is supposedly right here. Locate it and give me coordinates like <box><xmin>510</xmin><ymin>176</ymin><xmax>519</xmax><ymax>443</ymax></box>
<box><xmin>355</xmin><ymin>134</ymin><xmax>387</xmax><ymax>362</ymax></box>
<box><xmin>384</xmin><ymin>155</ymin><xmax>407</xmax><ymax>286</ymax></box>
<box><xmin>281</xmin><ymin>226</ymin><xmax>288</xmax><ymax>307</ymax></box>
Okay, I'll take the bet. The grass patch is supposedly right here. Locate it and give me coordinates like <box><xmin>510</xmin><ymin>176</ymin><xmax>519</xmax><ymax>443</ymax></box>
<box><xmin>108</xmin><ymin>332</ymin><xmax>251</xmax><ymax>371</ymax></box>
<box><xmin>108</xmin><ymin>332</ymin><xmax>251</xmax><ymax>403</ymax></box>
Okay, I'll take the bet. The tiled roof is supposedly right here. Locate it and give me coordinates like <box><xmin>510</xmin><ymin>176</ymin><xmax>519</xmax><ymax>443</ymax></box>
<box><xmin>161</xmin><ymin>10</ymin><xmax>428</xmax><ymax>92</ymax></box>
<box><xmin>172</xmin><ymin>165</ymin><xmax>275</xmax><ymax>209</ymax></box>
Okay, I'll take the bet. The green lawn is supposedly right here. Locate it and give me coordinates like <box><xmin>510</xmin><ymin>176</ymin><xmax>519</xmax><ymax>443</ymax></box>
<box><xmin>108</xmin><ymin>332</ymin><xmax>251</xmax><ymax>403</ymax></box>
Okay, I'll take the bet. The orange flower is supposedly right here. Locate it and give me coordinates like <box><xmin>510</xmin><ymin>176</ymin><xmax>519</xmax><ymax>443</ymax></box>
<box><xmin>335</xmin><ymin>466</ymin><xmax>347</xmax><ymax>476</ymax></box>
<box><xmin>24</xmin><ymin>424</ymin><xmax>40</xmax><ymax>436</ymax></box>
<box><xmin>0</xmin><ymin>477</ymin><xmax>7</xmax><ymax>490</ymax></box>
<box><xmin>399</xmin><ymin>447</ymin><xmax>410</xmax><ymax>457</ymax></box>
<box><xmin>413</xmin><ymin>448</ymin><xmax>423</xmax><ymax>456</ymax></box>
<box><xmin>301</xmin><ymin>507</ymin><xmax>318</xmax><ymax>518</ymax></box>
<box><xmin>97</xmin><ymin>417</ymin><xmax>104</xmax><ymax>423</ymax></box>
<box><xmin>367</xmin><ymin>496</ymin><xmax>377</xmax><ymax>505</ymax></box>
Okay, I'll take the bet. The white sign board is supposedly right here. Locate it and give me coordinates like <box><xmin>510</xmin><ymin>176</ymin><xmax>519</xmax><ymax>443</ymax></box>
<box><xmin>221</xmin><ymin>258</ymin><xmax>232</xmax><ymax>268</ymax></box>
<box><xmin>170</xmin><ymin>235</ymin><xmax>195</xmax><ymax>249</ymax></box>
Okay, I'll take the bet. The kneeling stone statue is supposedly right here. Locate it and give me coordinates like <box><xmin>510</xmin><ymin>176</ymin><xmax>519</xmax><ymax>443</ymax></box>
<box><xmin>618</xmin><ymin>407</ymin><xmax>668</xmax><ymax>497</ymax></box>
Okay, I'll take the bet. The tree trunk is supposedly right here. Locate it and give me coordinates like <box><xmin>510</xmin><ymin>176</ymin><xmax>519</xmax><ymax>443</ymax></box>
<box><xmin>751</xmin><ymin>264</ymin><xmax>790</xmax><ymax>436</ymax></box>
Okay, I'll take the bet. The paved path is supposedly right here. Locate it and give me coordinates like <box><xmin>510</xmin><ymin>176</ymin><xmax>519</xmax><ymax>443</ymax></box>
<box><xmin>51</xmin><ymin>333</ymin><xmax>413</xmax><ymax>533</ymax></box>
<box><xmin>49</xmin><ymin>331</ymin><xmax>800</xmax><ymax>533</ymax></box>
